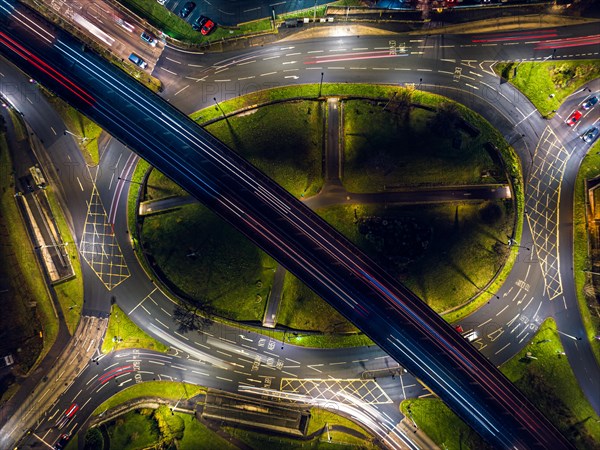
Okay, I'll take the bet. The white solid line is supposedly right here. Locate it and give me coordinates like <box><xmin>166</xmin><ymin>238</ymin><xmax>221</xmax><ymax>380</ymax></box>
<box><xmin>155</xmin><ymin>318</ymin><xmax>169</xmax><ymax>329</ymax></box>
<box><xmin>76</xmin><ymin>177</ymin><xmax>84</xmax><ymax>191</ymax></box>
<box><xmin>495</xmin><ymin>343</ymin><xmax>511</xmax><ymax>355</ymax></box>
<box><xmin>496</xmin><ymin>304</ymin><xmax>510</xmax><ymax>316</ymax></box>
<box><xmin>478</xmin><ymin>318</ymin><xmax>492</xmax><ymax>328</ymax></box>
<box><xmin>174</xmin><ymin>85</ymin><xmax>189</xmax><ymax>96</ymax></box>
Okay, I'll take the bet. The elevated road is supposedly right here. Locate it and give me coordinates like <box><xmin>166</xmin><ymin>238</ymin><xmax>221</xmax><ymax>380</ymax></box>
<box><xmin>0</xmin><ymin>1</ymin><xmax>575</xmax><ymax>448</ymax></box>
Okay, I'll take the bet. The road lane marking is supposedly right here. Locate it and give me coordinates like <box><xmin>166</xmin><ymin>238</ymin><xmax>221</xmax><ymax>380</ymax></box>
<box><xmin>174</xmin><ymin>85</ymin><xmax>189</xmax><ymax>96</ymax></box>
<box><xmin>495</xmin><ymin>342</ymin><xmax>510</xmax><ymax>355</ymax></box>
<box><xmin>155</xmin><ymin>318</ymin><xmax>169</xmax><ymax>329</ymax></box>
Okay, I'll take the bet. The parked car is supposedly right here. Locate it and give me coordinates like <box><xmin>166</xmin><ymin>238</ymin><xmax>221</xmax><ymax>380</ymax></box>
<box><xmin>582</xmin><ymin>95</ymin><xmax>598</xmax><ymax>110</ymax></box>
<box><xmin>157</xmin><ymin>0</ymin><xmax>166</xmax><ymax>4</ymax></box>
<box><xmin>582</xmin><ymin>126</ymin><xmax>599</xmax><ymax>144</ymax></box>
<box><xmin>200</xmin><ymin>18</ymin><xmax>215</xmax><ymax>35</ymax></box>
<box><xmin>566</xmin><ymin>110</ymin><xmax>582</xmax><ymax>126</ymax></box>
<box><xmin>178</xmin><ymin>2</ymin><xmax>195</xmax><ymax>18</ymax></box>
<box><xmin>128</xmin><ymin>53</ymin><xmax>147</xmax><ymax>69</ymax></box>
<box><xmin>192</xmin><ymin>15</ymin><xmax>207</xmax><ymax>31</ymax></box>
<box><xmin>140</xmin><ymin>31</ymin><xmax>157</xmax><ymax>47</ymax></box>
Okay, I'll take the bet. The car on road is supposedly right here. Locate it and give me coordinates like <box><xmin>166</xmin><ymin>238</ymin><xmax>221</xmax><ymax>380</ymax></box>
<box><xmin>57</xmin><ymin>403</ymin><xmax>79</xmax><ymax>429</ymax></box>
<box><xmin>200</xmin><ymin>18</ymin><xmax>215</xmax><ymax>35</ymax></box>
<box><xmin>54</xmin><ymin>433</ymin><xmax>70</xmax><ymax>449</ymax></box>
<box><xmin>582</xmin><ymin>126</ymin><xmax>599</xmax><ymax>144</ymax></box>
<box><xmin>140</xmin><ymin>31</ymin><xmax>157</xmax><ymax>47</ymax></box>
<box><xmin>566</xmin><ymin>110</ymin><xmax>582</xmax><ymax>126</ymax></box>
<box><xmin>583</xmin><ymin>95</ymin><xmax>598</xmax><ymax>110</ymax></box>
<box><xmin>178</xmin><ymin>2</ymin><xmax>195</xmax><ymax>18</ymax></box>
<box><xmin>128</xmin><ymin>53</ymin><xmax>147</xmax><ymax>69</ymax></box>
<box><xmin>463</xmin><ymin>331</ymin><xmax>478</xmax><ymax>342</ymax></box>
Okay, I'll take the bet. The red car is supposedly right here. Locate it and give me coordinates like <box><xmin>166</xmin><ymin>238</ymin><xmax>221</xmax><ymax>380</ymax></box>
<box><xmin>201</xmin><ymin>18</ymin><xmax>215</xmax><ymax>36</ymax></box>
<box><xmin>566</xmin><ymin>110</ymin><xmax>582</xmax><ymax>126</ymax></box>
<box><xmin>57</xmin><ymin>403</ymin><xmax>79</xmax><ymax>429</ymax></box>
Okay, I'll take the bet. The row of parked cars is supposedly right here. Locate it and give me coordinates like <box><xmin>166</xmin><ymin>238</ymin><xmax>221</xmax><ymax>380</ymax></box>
<box><xmin>566</xmin><ymin>94</ymin><xmax>598</xmax><ymax>144</ymax></box>
<box><xmin>174</xmin><ymin>1</ymin><xmax>216</xmax><ymax>35</ymax></box>
<box><xmin>128</xmin><ymin>1</ymin><xmax>216</xmax><ymax>71</ymax></box>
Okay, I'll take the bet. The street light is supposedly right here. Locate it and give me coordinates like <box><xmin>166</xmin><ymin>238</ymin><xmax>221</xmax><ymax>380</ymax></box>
<box><xmin>319</xmin><ymin>72</ymin><xmax>324</xmax><ymax>97</ymax></box>
<box><xmin>213</xmin><ymin>97</ymin><xmax>226</xmax><ymax>119</ymax></box>
<box><xmin>64</xmin><ymin>129</ymin><xmax>89</xmax><ymax>143</ymax></box>
<box><xmin>556</xmin><ymin>329</ymin><xmax>581</xmax><ymax>341</ymax></box>
<box><xmin>117</xmin><ymin>176</ymin><xmax>143</xmax><ymax>186</ymax></box>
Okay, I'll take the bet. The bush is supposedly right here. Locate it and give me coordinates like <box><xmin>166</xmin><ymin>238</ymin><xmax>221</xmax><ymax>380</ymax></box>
<box><xmin>84</xmin><ymin>427</ymin><xmax>103</xmax><ymax>450</ymax></box>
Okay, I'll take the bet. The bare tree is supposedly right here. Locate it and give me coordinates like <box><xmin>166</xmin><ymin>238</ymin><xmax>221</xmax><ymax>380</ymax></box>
<box><xmin>430</xmin><ymin>101</ymin><xmax>460</xmax><ymax>137</ymax></box>
<box><xmin>173</xmin><ymin>300</ymin><xmax>213</xmax><ymax>334</ymax></box>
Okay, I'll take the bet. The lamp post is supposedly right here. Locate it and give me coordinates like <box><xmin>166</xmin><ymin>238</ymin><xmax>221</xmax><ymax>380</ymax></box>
<box><xmin>64</xmin><ymin>129</ymin><xmax>89</xmax><ymax>143</ymax></box>
<box><xmin>319</xmin><ymin>72</ymin><xmax>324</xmax><ymax>97</ymax></box>
<box><xmin>214</xmin><ymin>97</ymin><xmax>226</xmax><ymax>118</ymax></box>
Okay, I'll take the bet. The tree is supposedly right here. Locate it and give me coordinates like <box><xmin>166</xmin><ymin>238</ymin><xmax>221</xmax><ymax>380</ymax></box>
<box><xmin>390</xmin><ymin>86</ymin><xmax>414</xmax><ymax>121</ymax></box>
<box><xmin>84</xmin><ymin>427</ymin><xmax>103</xmax><ymax>450</ymax></box>
<box><xmin>430</xmin><ymin>102</ymin><xmax>460</xmax><ymax>138</ymax></box>
<box><xmin>173</xmin><ymin>300</ymin><xmax>213</xmax><ymax>334</ymax></box>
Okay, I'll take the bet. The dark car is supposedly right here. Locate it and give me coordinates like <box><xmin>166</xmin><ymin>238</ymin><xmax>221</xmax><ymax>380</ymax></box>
<box><xmin>54</xmin><ymin>433</ymin><xmax>70</xmax><ymax>449</ymax></box>
<box><xmin>140</xmin><ymin>31</ymin><xmax>157</xmax><ymax>47</ymax></box>
<box><xmin>178</xmin><ymin>2</ymin><xmax>195</xmax><ymax>18</ymax></box>
<box><xmin>200</xmin><ymin>18</ymin><xmax>215</xmax><ymax>35</ymax></box>
<box><xmin>566</xmin><ymin>110</ymin><xmax>582</xmax><ymax>126</ymax></box>
<box><xmin>582</xmin><ymin>126</ymin><xmax>599</xmax><ymax>144</ymax></box>
<box><xmin>583</xmin><ymin>96</ymin><xmax>598</xmax><ymax>110</ymax></box>
<box><xmin>192</xmin><ymin>15</ymin><xmax>208</xmax><ymax>31</ymax></box>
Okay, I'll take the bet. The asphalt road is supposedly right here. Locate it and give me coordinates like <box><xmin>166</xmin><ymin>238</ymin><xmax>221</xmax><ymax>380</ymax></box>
<box><xmin>0</xmin><ymin>3</ymin><xmax>596</xmax><ymax>450</ymax></box>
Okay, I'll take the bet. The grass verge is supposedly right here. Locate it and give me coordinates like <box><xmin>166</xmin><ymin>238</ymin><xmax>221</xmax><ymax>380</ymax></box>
<box><xmin>205</xmin><ymin>101</ymin><xmax>324</xmax><ymax>198</ymax></box>
<box><xmin>42</xmin><ymin>93</ymin><xmax>102</xmax><ymax>165</ymax></box>
<box><xmin>103</xmin><ymin>409</ymin><xmax>159</xmax><ymax>450</ymax></box>
<box><xmin>44</xmin><ymin>187</ymin><xmax>83</xmax><ymax>335</ymax></box>
<box><xmin>343</xmin><ymin>102</ymin><xmax>503</xmax><ymax>191</ymax></box>
<box><xmin>572</xmin><ymin>140</ymin><xmax>600</xmax><ymax>366</ymax></box>
<box><xmin>401</xmin><ymin>319</ymin><xmax>600</xmax><ymax>450</ymax></box>
<box><xmin>101</xmin><ymin>304</ymin><xmax>169</xmax><ymax>353</ymax></box>
<box><xmin>493</xmin><ymin>60</ymin><xmax>600</xmax><ymax>117</ymax></box>
<box><xmin>318</xmin><ymin>202</ymin><xmax>513</xmax><ymax>313</ymax></box>
<box><xmin>93</xmin><ymin>380</ymin><xmax>204</xmax><ymax>415</ymax></box>
<box><xmin>145</xmin><ymin>168</ymin><xmax>188</xmax><ymax>201</ymax></box>
<box><xmin>0</xmin><ymin>120</ymin><xmax>52</xmax><ymax>374</ymax></box>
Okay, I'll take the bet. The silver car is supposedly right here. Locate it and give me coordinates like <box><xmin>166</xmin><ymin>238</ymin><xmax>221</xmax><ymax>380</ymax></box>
<box><xmin>582</xmin><ymin>126</ymin><xmax>599</xmax><ymax>144</ymax></box>
<box><xmin>128</xmin><ymin>53</ymin><xmax>147</xmax><ymax>69</ymax></box>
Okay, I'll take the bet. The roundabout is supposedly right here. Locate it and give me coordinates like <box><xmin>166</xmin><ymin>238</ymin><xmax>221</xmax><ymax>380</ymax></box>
<box><xmin>0</xmin><ymin>2</ymin><xmax>598</xmax><ymax>449</ymax></box>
